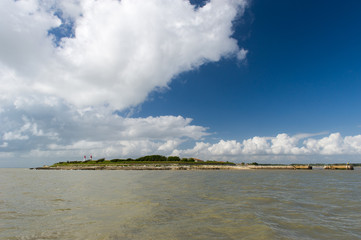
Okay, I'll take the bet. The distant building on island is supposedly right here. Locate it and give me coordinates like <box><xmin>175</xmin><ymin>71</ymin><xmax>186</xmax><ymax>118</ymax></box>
<box><xmin>194</xmin><ymin>158</ymin><xmax>204</xmax><ymax>162</ymax></box>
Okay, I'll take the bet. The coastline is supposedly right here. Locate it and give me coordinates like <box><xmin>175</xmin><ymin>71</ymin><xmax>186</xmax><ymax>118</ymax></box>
<box><xmin>33</xmin><ymin>165</ymin><xmax>316</xmax><ymax>170</ymax></box>
<box><xmin>31</xmin><ymin>154</ymin><xmax>355</xmax><ymax>170</ymax></box>
<box><xmin>34</xmin><ymin>165</ymin><xmax>247</xmax><ymax>170</ymax></box>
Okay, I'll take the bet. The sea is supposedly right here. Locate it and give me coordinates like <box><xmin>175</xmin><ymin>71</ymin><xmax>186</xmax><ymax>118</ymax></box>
<box><xmin>0</xmin><ymin>168</ymin><xmax>360</xmax><ymax>240</ymax></box>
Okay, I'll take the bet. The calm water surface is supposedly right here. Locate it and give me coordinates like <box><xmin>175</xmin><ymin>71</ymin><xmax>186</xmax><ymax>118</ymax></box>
<box><xmin>0</xmin><ymin>168</ymin><xmax>360</xmax><ymax>240</ymax></box>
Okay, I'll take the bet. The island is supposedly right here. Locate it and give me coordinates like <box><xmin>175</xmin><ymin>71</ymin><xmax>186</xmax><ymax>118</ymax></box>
<box><xmin>35</xmin><ymin>155</ymin><xmax>239</xmax><ymax>170</ymax></box>
<box><xmin>32</xmin><ymin>155</ymin><xmax>355</xmax><ymax>170</ymax></box>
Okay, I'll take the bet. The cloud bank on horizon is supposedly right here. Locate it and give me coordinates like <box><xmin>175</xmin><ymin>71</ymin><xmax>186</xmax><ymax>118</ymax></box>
<box><xmin>1</xmin><ymin>0</ymin><xmax>361</xmax><ymax>166</ymax></box>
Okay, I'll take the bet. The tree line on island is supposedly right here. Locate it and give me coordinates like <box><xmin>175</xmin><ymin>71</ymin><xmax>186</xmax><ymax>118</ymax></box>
<box><xmin>55</xmin><ymin>155</ymin><xmax>236</xmax><ymax>166</ymax></box>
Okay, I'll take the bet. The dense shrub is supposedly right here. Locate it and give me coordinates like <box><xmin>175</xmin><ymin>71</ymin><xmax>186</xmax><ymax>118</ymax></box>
<box><xmin>167</xmin><ymin>156</ymin><xmax>181</xmax><ymax>161</ymax></box>
<box><xmin>136</xmin><ymin>155</ymin><xmax>167</xmax><ymax>161</ymax></box>
<box><xmin>181</xmin><ymin>158</ymin><xmax>195</xmax><ymax>162</ymax></box>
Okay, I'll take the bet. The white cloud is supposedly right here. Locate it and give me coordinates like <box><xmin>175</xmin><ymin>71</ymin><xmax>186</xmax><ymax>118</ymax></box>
<box><xmin>40</xmin><ymin>139</ymin><xmax>176</xmax><ymax>161</ymax></box>
<box><xmin>208</xmin><ymin>140</ymin><xmax>242</xmax><ymax>155</ymax></box>
<box><xmin>158</xmin><ymin>140</ymin><xmax>183</xmax><ymax>152</ymax></box>
<box><xmin>270</xmin><ymin>133</ymin><xmax>307</xmax><ymax>155</ymax></box>
<box><xmin>0</xmin><ymin>101</ymin><xmax>209</xmax><ymax>164</ymax></box>
<box><xmin>237</xmin><ymin>48</ymin><xmax>248</xmax><ymax>61</ymax></box>
<box><xmin>119</xmin><ymin>116</ymin><xmax>208</xmax><ymax>140</ymax></box>
<box><xmin>0</xmin><ymin>142</ymin><xmax>8</xmax><ymax>148</ymax></box>
<box><xmin>303</xmin><ymin>133</ymin><xmax>361</xmax><ymax>155</ymax></box>
<box><xmin>174</xmin><ymin>133</ymin><xmax>361</xmax><ymax>162</ymax></box>
<box><xmin>242</xmin><ymin>136</ymin><xmax>270</xmax><ymax>154</ymax></box>
<box><xmin>0</xmin><ymin>0</ymin><xmax>247</xmax><ymax>110</ymax></box>
<box><xmin>344</xmin><ymin>135</ymin><xmax>361</xmax><ymax>152</ymax></box>
<box><xmin>2</xmin><ymin>116</ymin><xmax>58</xmax><ymax>142</ymax></box>
<box><xmin>117</xmin><ymin>140</ymin><xmax>162</xmax><ymax>157</ymax></box>
<box><xmin>3</xmin><ymin>132</ymin><xmax>29</xmax><ymax>141</ymax></box>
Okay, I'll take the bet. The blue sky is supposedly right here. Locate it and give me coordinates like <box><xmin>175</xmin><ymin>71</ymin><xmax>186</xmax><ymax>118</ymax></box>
<box><xmin>1</xmin><ymin>0</ymin><xmax>361</xmax><ymax>167</ymax></box>
<box><xmin>139</xmin><ymin>0</ymin><xmax>361</xmax><ymax>138</ymax></box>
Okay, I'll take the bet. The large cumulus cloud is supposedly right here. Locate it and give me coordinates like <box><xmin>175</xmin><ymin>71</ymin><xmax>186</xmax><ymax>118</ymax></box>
<box><xmin>0</xmin><ymin>0</ymin><xmax>247</xmax><ymax>109</ymax></box>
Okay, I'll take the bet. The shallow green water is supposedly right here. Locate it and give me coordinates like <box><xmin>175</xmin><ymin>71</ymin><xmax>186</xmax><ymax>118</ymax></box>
<box><xmin>0</xmin><ymin>168</ymin><xmax>360</xmax><ymax>240</ymax></box>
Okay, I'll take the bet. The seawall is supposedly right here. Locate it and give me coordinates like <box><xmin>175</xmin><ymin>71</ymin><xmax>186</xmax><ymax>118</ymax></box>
<box><xmin>324</xmin><ymin>165</ymin><xmax>354</xmax><ymax>170</ymax></box>
<box><xmin>247</xmin><ymin>165</ymin><xmax>312</xmax><ymax>170</ymax></box>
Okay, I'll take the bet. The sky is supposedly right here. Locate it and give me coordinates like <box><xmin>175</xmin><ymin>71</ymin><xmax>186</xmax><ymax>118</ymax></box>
<box><xmin>1</xmin><ymin>0</ymin><xmax>361</xmax><ymax>167</ymax></box>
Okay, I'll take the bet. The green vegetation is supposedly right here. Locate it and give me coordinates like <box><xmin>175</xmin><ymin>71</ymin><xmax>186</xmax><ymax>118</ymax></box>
<box><xmin>51</xmin><ymin>155</ymin><xmax>236</xmax><ymax>167</ymax></box>
<box><xmin>167</xmin><ymin>156</ymin><xmax>181</xmax><ymax>161</ymax></box>
<box><xmin>136</xmin><ymin>155</ymin><xmax>167</xmax><ymax>161</ymax></box>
